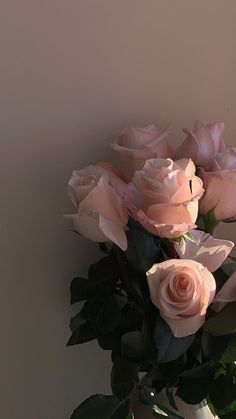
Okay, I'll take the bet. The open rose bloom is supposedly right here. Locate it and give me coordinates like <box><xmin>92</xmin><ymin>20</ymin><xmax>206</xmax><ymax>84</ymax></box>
<box><xmin>66</xmin><ymin>121</ymin><xmax>236</xmax><ymax>419</ymax></box>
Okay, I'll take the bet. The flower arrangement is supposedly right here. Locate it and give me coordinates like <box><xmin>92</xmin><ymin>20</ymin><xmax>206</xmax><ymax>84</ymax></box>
<box><xmin>66</xmin><ymin>121</ymin><xmax>236</xmax><ymax>419</ymax></box>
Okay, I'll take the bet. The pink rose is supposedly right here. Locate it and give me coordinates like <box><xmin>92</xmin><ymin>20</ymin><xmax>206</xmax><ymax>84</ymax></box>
<box><xmin>200</xmin><ymin>148</ymin><xmax>236</xmax><ymax>221</ymax></box>
<box><xmin>147</xmin><ymin>259</ymin><xmax>216</xmax><ymax>338</ymax></box>
<box><xmin>126</xmin><ymin>158</ymin><xmax>204</xmax><ymax>238</ymax></box>
<box><xmin>111</xmin><ymin>124</ymin><xmax>172</xmax><ymax>180</ymax></box>
<box><xmin>176</xmin><ymin>121</ymin><xmax>226</xmax><ymax>168</ymax></box>
<box><xmin>174</xmin><ymin>230</ymin><xmax>234</xmax><ymax>273</ymax></box>
<box><xmin>67</xmin><ymin>165</ymin><xmax>128</xmax><ymax>250</ymax></box>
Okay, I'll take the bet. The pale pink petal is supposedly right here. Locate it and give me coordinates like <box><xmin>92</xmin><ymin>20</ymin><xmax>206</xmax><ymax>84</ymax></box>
<box><xmin>192</xmin><ymin>121</ymin><xmax>216</xmax><ymax>164</ymax></box>
<box><xmin>65</xmin><ymin>213</ymin><xmax>107</xmax><ymax>242</ymax></box>
<box><xmin>99</xmin><ymin>215</ymin><xmax>127</xmax><ymax>251</ymax></box>
<box><xmin>174</xmin><ymin>230</ymin><xmax>234</xmax><ymax>272</ymax></box>
<box><xmin>111</xmin><ymin>142</ymin><xmax>154</xmax><ymax>159</ymax></box>
<box><xmin>213</xmin><ymin>271</ymin><xmax>236</xmax><ymax>312</ymax></box>
<box><xmin>147</xmin><ymin>202</ymin><xmax>196</xmax><ymax>225</ymax></box>
<box><xmin>175</xmin><ymin>132</ymin><xmax>199</xmax><ymax>164</ymax></box>
<box><xmin>111</xmin><ymin>125</ymin><xmax>172</xmax><ymax>180</ymax></box>
<box><xmin>79</xmin><ymin>176</ymin><xmax>128</xmax><ymax>226</ymax></box>
<box><xmin>164</xmin><ymin>313</ymin><xmax>205</xmax><ymax>338</ymax></box>
<box><xmin>191</xmin><ymin>175</ymin><xmax>204</xmax><ymax>200</ymax></box>
<box><xmin>207</xmin><ymin>122</ymin><xmax>225</xmax><ymax>150</ymax></box>
<box><xmin>175</xmin><ymin>158</ymin><xmax>196</xmax><ymax>180</ymax></box>
<box><xmin>132</xmin><ymin>208</ymin><xmax>196</xmax><ymax>238</ymax></box>
<box><xmin>200</xmin><ymin>170</ymin><xmax>236</xmax><ymax>220</ymax></box>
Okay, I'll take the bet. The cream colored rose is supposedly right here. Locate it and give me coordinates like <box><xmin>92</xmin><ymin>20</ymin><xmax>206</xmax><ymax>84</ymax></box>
<box><xmin>126</xmin><ymin>158</ymin><xmax>204</xmax><ymax>238</ymax></box>
<box><xmin>67</xmin><ymin>165</ymin><xmax>128</xmax><ymax>250</ymax></box>
<box><xmin>111</xmin><ymin>124</ymin><xmax>172</xmax><ymax>180</ymax></box>
<box><xmin>147</xmin><ymin>259</ymin><xmax>216</xmax><ymax>338</ymax></box>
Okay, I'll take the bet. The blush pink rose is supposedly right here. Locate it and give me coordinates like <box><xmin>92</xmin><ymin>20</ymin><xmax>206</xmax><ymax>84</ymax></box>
<box><xmin>176</xmin><ymin>121</ymin><xmax>226</xmax><ymax>168</ymax></box>
<box><xmin>200</xmin><ymin>148</ymin><xmax>236</xmax><ymax>221</ymax></box>
<box><xmin>126</xmin><ymin>158</ymin><xmax>204</xmax><ymax>238</ymax></box>
<box><xmin>111</xmin><ymin>124</ymin><xmax>172</xmax><ymax>180</ymax></box>
<box><xmin>67</xmin><ymin>165</ymin><xmax>128</xmax><ymax>250</ymax></box>
<box><xmin>174</xmin><ymin>230</ymin><xmax>234</xmax><ymax>273</ymax></box>
<box><xmin>147</xmin><ymin>259</ymin><xmax>216</xmax><ymax>338</ymax></box>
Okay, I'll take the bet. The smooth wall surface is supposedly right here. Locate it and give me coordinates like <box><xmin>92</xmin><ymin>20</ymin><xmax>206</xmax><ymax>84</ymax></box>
<box><xmin>0</xmin><ymin>1</ymin><xmax>236</xmax><ymax>418</ymax></box>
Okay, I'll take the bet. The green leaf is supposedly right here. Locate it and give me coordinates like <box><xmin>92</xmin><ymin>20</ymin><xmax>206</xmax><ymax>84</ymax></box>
<box><xmin>140</xmin><ymin>387</ymin><xmax>184</xmax><ymax>418</ymax></box>
<box><xmin>67</xmin><ymin>321</ymin><xmax>96</xmax><ymax>346</ymax></box>
<box><xmin>204</xmin><ymin>301</ymin><xmax>236</xmax><ymax>336</ymax></box>
<box><xmin>201</xmin><ymin>331</ymin><xmax>228</xmax><ymax>361</ymax></box>
<box><xmin>121</xmin><ymin>324</ymin><xmax>154</xmax><ymax>361</ymax></box>
<box><xmin>154</xmin><ymin>316</ymin><xmax>195</xmax><ymax>363</ymax></box>
<box><xmin>70</xmin><ymin>312</ymin><xmax>86</xmax><ymax>333</ymax></box>
<box><xmin>177</xmin><ymin>362</ymin><xmax>215</xmax><ymax>405</ymax></box>
<box><xmin>126</xmin><ymin>219</ymin><xmax>164</xmax><ymax>272</ymax></box>
<box><xmin>196</xmin><ymin>215</ymin><xmax>205</xmax><ymax>230</ymax></box>
<box><xmin>111</xmin><ymin>400</ymin><xmax>133</xmax><ymax>419</ymax></box>
<box><xmin>82</xmin><ymin>296</ymin><xmax>105</xmax><ymax>320</ymax></box>
<box><xmin>169</xmin><ymin>236</ymin><xmax>182</xmax><ymax>244</ymax></box>
<box><xmin>70</xmin><ymin>256</ymin><xmax>118</xmax><ymax>304</ymax></box>
<box><xmin>203</xmin><ymin>208</ymin><xmax>219</xmax><ymax>235</ymax></box>
<box><xmin>70</xmin><ymin>277</ymin><xmax>91</xmax><ymax>304</ymax></box>
<box><xmin>182</xmin><ymin>232</ymin><xmax>198</xmax><ymax>243</ymax></box>
<box><xmin>220</xmin><ymin>334</ymin><xmax>236</xmax><ymax>363</ymax></box>
<box><xmin>88</xmin><ymin>256</ymin><xmax>118</xmax><ymax>281</ymax></box>
<box><xmin>70</xmin><ymin>277</ymin><xmax>109</xmax><ymax>304</ymax></box>
<box><xmin>209</xmin><ymin>371</ymin><xmax>236</xmax><ymax>416</ymax></box>
<box><xmin>111</xmin><ymin>357</ymin><xmax>138</xmax><ymax>400</ymax></box>
<box><xmin>96</xmin><ymin>295</ymin><xmax>122</xmax><ymax>334</ymax></box>
<box><xmin>70</xmin><ymin>394</ymin><xmax>120</xmax><ymax>419</ymax></box>
<box><xmin>229</xmin><ymin>256</ymin><xmax>236</xmax><ymax>262</ymax></box>
<box><xmin>166</xmin><ymin>387</ymin><xmax>178</xmax><ymax>411</ymax></box>
<box><xmin>176</xmin><ymin>375</ymin><xmax>212</xmax><ymax>405</ymax></box>
<box><xmin>180</xmin><ymin>362</ymin><xmax>215</xmax><ymax>379</ymax></box>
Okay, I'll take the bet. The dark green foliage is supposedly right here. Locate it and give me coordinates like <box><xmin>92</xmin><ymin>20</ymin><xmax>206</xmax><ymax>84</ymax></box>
<box><xmin>121</xmin><ymin>322</ymin><xmax>154</xmax><ymax>361</ymax></box>
<box><xmin>125</xmin><ymin>219</ymin><xmax>165</xmax><ymax>272</ymax></box>
<box><xmin>68</xmin><ymin>220</ymin><xmax>236</xmax><ymax>418</ymax></box>
<box><xmin>70</xmin><ymin>394</ymin><xmax>132</xmax><ymax>419</ymax></box>
<box><xmin>96</xmin><ymin>295</ymin><xmax>122</xmax><ymax>334</ymax></box>
<box><xmin>111</xmin><ymin>357</ymin><xmax>138</xmax><ymax>400</ymax></box>
<box><xmin>70</xmin><ymin>257</ymin><xmax>118</xmax><ymax>304</ymax></box>
<box><xmin>204</xmin><ymin>301</ymin><xmax>236</xmax><ymax>336</ymax></box>
<box><xmin>154</xmin><ymin>315</ymin><xmax>195</xmax><ymax>363</ymax></box>
<box><xmin>176</xmin><ymin>363</ymin><xmax>216</xmax><ymax>405</ymax></box>
<box><xmin>67</xmin><ymin>321</ymin><xmax>96</xmax><ymax>346</ymax></box>
<box><xmin>208</xmin><ymin>367</ymin><xmax>236</xmax><ymax>417</ymax></box>
<box><xmin>203</xmin><ymin>208</ymin><xmax>219</xmax><ymax>234</ymax></box>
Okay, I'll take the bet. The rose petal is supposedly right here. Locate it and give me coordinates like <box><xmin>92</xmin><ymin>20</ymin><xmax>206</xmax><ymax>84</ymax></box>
<box><xmin>174</xmin><ymin>230</ymin><xmax>234</xmax><ymax>272</ymax></box>
<box><xmin>65</xmin><ymin>213</ymin><xmax>107</xmax><ymax>242</ymax></box>
<box><xmin>79</xmin><ymin>176</ymin><xmax>128</xmax><ymax>226</ymax></box>
<box><xmin>200</xmin><ymin>170</ymin><xmax>236</xmax><ymax>220</ymax></box>
<box><xmin>99</xmin><ymin>215</ymin><xmax>127</xmax><ymax>251</ymax></box>
<box><xmin>213</xmin><ymin>271</ymin><xmax>236</xmax><ymax>311</ymax></box>
<box><xmin>164</xmin><ymin>314</ymin><xmax>205</xmax><ymax>338</ymax></box>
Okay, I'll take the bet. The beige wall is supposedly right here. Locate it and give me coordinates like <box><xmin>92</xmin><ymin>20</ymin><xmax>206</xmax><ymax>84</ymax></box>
<box><xmin>0</xmin><ymin>1</ymin><xmax>236</xmax><ymax>418</ymax></box>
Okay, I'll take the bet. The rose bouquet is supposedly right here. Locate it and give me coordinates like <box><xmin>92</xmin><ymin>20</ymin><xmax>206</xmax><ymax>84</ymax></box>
<box><xmin>66</xmin><ymin>121</ymin><xmax>236</xmax><ymax>419</ymax></box>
